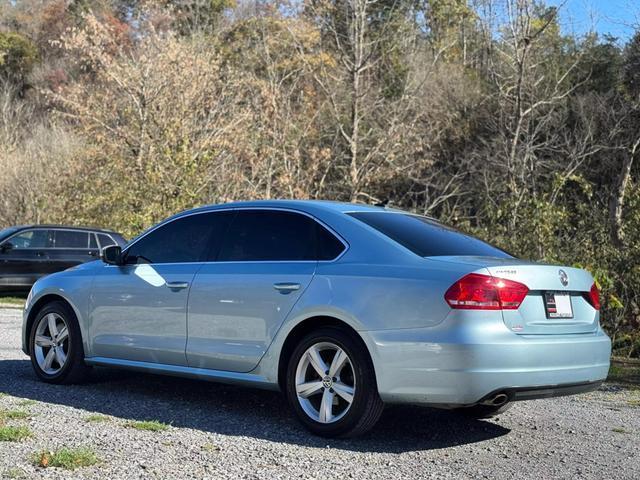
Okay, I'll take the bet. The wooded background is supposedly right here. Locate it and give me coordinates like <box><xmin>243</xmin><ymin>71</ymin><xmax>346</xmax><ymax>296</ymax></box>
<box><xmin>0</xmin><ymin>0</ymin><xmax>638</xmax><ymax>354</ymax></box>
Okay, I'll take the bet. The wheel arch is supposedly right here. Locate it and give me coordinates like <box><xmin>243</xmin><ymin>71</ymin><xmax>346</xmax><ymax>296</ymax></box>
<box><xmin>277</xmin><ymin>315</ymin><xmax>376</xmax><ymax>392</ymax></box>
<box><xmin>24</xmin><ymin>293</ymin><xmax>80</xmax><ymax>355</ymax></box>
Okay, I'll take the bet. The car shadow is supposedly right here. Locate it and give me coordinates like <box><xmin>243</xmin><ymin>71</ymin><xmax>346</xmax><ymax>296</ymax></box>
<box><xmin>0</xmin><ymin>359</ymin><xmax>510</xmax><ymax>453</ymax></box>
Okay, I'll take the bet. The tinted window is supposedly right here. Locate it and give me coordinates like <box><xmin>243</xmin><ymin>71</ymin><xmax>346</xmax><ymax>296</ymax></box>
<box><xmin>125</xmin><ymin>212</ymin><xmax>232</xmax><ymax>264</ymax></box>
<box><xmin>317</xmin><ymin>223</ymin><xmax>346</xmax><ymax>260</ymax></box>
<box><xmin>217</xmin><ymin>210</ymin><xmax>323</xmax><ymax>261</ymax></box>
<box><xmin>53</xmin><ymin>230</ymin><xmax>89</xmax><ymax>248</ymax></box>
<box><xmin>348</xmin><ymin>212</ymin><xmax>511</xmax><ymax>258</ymax></box>
<box><xmin>0</xmin><ymin>227</ymin><xmax>19</xmax><ymax>242</ymax></box>
<box><xmin>89</xmin><ymin>234</ymin><xmax>98</xmax><ymax>249</ymax></box>
<box><xmin>7</xmin><ymin>229</ymin><xmax>52</xmax><ymax>249</ymax></box>
<box><xmin>97</xmin><ymin>233</ymin><xmax>116</xmax><ymax>248</ymax></box>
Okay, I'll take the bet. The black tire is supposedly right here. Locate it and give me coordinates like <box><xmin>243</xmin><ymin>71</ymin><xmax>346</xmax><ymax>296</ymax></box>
<box><xmin>455</xmin><ymin>402</ymin><xmax>513</xmax><ymax>419</ymax></box>
<box><xmin>285</xmin><ymin>327</ymin><xmax>384</xmax><ymax>438</ymax></box>
<box><xmin>29</xmin><ymin>300</ymin><xmax>91</xmax><ymax>384</ymax></box>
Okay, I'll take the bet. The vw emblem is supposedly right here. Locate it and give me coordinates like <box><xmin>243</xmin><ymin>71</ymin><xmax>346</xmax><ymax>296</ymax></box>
<box><xmin>322</xmin><ymin>376</ymin><xmax>333</xmax><ymax>389</ymax></box>
<box><xmin>559</xmin><ymin>269</ymin><xmax>569</xmax><ymax>287</ymax></box>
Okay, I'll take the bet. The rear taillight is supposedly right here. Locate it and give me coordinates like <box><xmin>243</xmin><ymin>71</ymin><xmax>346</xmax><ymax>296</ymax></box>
<box><xmin>444</xmin><ymin>273</ymin><xmax>529</xmax><ymax>310</ymax></box>
<box><xmin>586</xmin><ymin>282</ymin><xmax>600</xmax><ymax>310</ymax></box>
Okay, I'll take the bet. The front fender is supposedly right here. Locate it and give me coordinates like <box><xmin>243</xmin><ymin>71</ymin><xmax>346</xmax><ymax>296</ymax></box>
<box><xmin>22</xmin><ymin>268</ymin><xmax>96</xmax><ymax>356</ymax></box>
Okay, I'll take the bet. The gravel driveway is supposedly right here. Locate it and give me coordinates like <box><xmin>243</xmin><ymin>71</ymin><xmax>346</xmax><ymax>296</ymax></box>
<box><xmin>1</xmin><ymin>308</ymin><xmax>639</xmax><ymax>479</ymax></box>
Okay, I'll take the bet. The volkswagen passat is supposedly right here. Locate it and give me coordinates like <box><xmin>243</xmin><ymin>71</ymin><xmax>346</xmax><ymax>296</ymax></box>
<box><xmin>22</xmin><ymin>201</ymin><xmax>611</xmax><ymax>437</ymax></box>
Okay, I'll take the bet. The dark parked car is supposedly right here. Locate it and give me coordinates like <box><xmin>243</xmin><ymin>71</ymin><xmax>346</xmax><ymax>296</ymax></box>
<box><xmin>0</xmin><ymin>225</ymin><xmax>126</xmax><ymax>292</ymax></box>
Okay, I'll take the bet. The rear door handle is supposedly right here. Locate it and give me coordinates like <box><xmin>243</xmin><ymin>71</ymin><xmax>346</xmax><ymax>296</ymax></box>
<box><xmin>273</xmin><ymin>282</ymin><xmax>301</xmax><ymax>293</ymax></box>
<box><xmin>166</xmin><ymin>281</ymin><xmax>189</xmax><ymax>290</ymax></box>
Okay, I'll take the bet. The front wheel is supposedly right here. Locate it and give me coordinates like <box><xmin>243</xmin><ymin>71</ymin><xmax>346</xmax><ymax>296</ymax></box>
<box><xmin>285</xmin><ymin>327</ymin><xmax>384</xmax><ymax>438</ymax></box>
<box><xmin>29</xmin><ymin>301</ymin><xmax>90</xmax><ymax>384</ymax></box>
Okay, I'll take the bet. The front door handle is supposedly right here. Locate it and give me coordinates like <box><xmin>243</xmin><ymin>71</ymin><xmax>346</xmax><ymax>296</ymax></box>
<box><xmin>166</xmin><ymin>281</ymin><xmax>189</xmax><ymax>290</ymax></box>
<box><xmin>273</xmin><ymin>282</ymin><xmax>301</xmax><ymax>293</ymax></box>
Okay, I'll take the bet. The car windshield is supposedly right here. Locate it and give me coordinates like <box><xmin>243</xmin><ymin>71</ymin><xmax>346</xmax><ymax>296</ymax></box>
<box><xmin>347</xmin><ymin>211</ymin><xmax>512</xmax><ymax>258</ymax></box>
<box><xmin>0</xmin><ymin>227</ymin><xmax>19</xmax><ymax>243</ymax></box>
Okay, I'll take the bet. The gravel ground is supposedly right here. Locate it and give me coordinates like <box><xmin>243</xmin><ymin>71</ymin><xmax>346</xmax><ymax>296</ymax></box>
<box><xmin>0</xmin><ymin>308</ymin><xmax>639</xmax><ymax>479</ymax></box>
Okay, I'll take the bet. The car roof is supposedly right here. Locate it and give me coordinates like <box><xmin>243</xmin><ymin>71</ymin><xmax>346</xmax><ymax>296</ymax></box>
<box><xmin>187</xmin><ymin>199</ymin><xmax>396</xmax><ymax>215</ymax></box>
<box><xmin>7</xmin><ymin>225</ymin><xmax>122</xmax><ymax>235</ymax></box>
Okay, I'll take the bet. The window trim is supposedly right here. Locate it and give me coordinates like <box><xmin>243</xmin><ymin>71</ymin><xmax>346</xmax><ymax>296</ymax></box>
<box><xmin>117</xmin><ymin>207</ymin><xmax>349</xmax><ymax>266</ymax></box>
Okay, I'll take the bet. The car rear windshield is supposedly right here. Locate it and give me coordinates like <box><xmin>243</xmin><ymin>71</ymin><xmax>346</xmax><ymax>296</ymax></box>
<box><xmin>347</xmin><ymin>212</ymin><xmax>511</xmax><ymax>258</ymax></box>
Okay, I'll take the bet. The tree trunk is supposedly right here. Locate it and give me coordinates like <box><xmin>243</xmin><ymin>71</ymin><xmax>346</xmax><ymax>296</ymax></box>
<box><xmin>609</xmin><ymin>153</ymin><xmax>635</xmax><ymax>248</ymax></box>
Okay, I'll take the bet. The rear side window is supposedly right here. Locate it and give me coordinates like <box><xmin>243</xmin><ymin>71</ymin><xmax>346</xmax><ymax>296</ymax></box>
<box><xmin>347</xmin><ymin>212</ymin><xmax>511</xmax><ymax>258</ymax></box>
<box><xmin>317</xmin><ymin>223</ymin><xmax>346</xmax><ymax>260</ymax></box>
<box><xmin>97</xmin><ymin>233</ymin><xmax>116</xmax><ymax>248</ymax></box>
<box><xmin>53</xmin><ymin>230</ymin><xmax>89</xmax><ymax>248</ymax></box>
<box><xmin>124</xmin><ymin>211</ymin><xmax>233</xmax><ymax>264</ymax></box>
<box><xmin>216</xmin><ymin>210</ymin><xmax>344</xmax><ymax>262</ymax></box>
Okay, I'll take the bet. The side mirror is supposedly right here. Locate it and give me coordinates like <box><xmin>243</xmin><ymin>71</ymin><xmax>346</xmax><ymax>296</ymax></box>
<box><xmin>101</xmin><ymin>245</ymin><xmax>123</xmax><ymax>265</ymax></box>
<box><xmin>0</xmin><ymin>242</ymin><xmax>13</xmax><ymax>253</ymax></box>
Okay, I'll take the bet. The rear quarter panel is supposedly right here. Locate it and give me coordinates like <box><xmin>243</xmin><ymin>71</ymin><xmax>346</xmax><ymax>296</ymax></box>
<box><xmin>253</xmin><ymin>258</ymin><xmax>482</xmax><ymax>383</ymax></box>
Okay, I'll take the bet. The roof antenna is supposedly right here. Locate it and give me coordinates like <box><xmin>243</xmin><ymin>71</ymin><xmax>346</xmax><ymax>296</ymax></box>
<box><xmin>374</xmin><ymin>199</ymin><xmax>390</xmax><ymax>207</ymax></box>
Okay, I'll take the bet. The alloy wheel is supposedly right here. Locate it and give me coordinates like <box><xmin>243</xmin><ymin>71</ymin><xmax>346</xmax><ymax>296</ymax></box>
<box><xmin>295</xmin><ymin>342</ymin><xmax>356</xmax><ymax>424</ymax></box>
<box><xmin>34</xmin><ymin>313</ymin><xmax>70</xmax><ymax>375</ymax></box>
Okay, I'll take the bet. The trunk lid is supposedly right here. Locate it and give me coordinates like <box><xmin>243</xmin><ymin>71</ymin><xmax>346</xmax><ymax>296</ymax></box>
<box><xmin>430</xmin><ymin>256</ymin><xmax>599</xmax><ymax>335</ymax></box>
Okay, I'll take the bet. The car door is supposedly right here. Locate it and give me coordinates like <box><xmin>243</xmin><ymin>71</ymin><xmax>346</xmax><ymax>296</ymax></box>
<box><xmin>0</xmin><ymin>228</ymin><xmax>53</xmax><ymax>288</ymax></box>
<box><xmin>47</xmin><ymin>229</ymin><xmax>98</xmax><ymax>272</ymax></box>
<box><xmin>88</xmin><ymin>212</ymin><xmax>229</xmax><ymax>366</ymax></box>
<box><xmin>187</xmin><ymin>209</ymin><xmax>336</xmax><ymax>373</ymax></box>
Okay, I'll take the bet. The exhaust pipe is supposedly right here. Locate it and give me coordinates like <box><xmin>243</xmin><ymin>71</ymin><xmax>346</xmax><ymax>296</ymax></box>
<box><xmin>481</xmin><ymin>393</ymin><xmax>509</xmax><ymax>407</ymax></box>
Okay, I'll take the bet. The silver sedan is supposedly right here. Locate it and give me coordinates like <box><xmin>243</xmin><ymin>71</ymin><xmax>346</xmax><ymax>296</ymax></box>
<box><xmin>22</xmin><ymin>201</ymin><xmax>611</xmax><ymax>437</ymax></box>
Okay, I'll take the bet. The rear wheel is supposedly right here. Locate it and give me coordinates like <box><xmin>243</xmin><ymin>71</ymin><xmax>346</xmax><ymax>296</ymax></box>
<box><xmin>285</xmin><ymin>327</ymin><xmax>384</xmax><ymax>438</ymax></box>
<box><xmin>29</xmin><ymin>301</ymin><xmax>90</xmax><ymax>384</ymax></box>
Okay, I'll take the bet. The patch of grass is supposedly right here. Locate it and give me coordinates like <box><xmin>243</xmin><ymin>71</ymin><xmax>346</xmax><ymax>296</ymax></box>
<box><xmin>4</xmin><ymin>467</ymin><xmax>26</xmax><ymax>479</ymax></box>
<box><xmin>126</xmin><ymin>420</ymin><xmax>169</xmax><ymax>432</ymax></box>
<box><xmin>0</xmin><ymin>296</ymin><xmax>25</xmax><ymax>306</ymax></box>
<box><xmin>612</xmin><ymin>427</ymin><xmax>630</xmax><ymax>434</ymax></box>
<box><xmin>627</xmin><ymin>399</ymin><xmax>640</xmax><ymax>407</ymax></box>
<box><xmin>32</xmin><ymin>447</ymin><xmax>99</xmax><ymax>470</ymax></box>
<box><xmin>0</xmin><ymin>410</ymin><xmax>31</xmax><ymax>420</ymax></box>
<box><xmin>201</xmin><ymin>442</ymin><xmax>221</xmax><ymax>452</ymax></box>
<box><xmin>85</xmin><ymin>414</ymin><xmax>109</xmax><ymax>423</ymax></box>
<box><xmin>0</xmin><ymin>425</ymin><xmax>32</xmax><ymax>442</ymax></box>
<box><xmin>608</xmin><ymin>359</ymin><xmax>640</xmax><ymax>386</ymax></box>
<box><xmin>16</xmin><ymin>400</ymin><xmax>37</xmax><ymax>407</ymax></box>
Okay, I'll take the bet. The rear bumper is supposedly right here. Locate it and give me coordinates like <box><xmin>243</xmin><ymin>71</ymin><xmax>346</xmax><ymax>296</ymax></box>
<box><xmin>363</xmin><ymin>320</ymin><xmax>611</xmax><ymax>406</ymax></box>
<box><xmin>478</xmin><ymin>380</ymin><xmax>603</xmax><ymax>404</ymax></box>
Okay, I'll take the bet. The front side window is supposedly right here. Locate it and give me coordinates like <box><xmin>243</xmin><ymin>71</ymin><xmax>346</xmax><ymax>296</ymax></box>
<box><xmin>0</xmin><ymin>227</ymin><xmax>19</xmax><ymax>243</ymax></box>
<box><xmin>347</xmin><ymin>212</ymin><xmax>511</xmax><ymax>258</ymax></box>
<box><xmin>6</xmin><ymin>229</ymin><xmax>52</xmax><ymax>249</ymax></box>
<box><xmin>216</xmin><ymin>210</ymin><xmax>345</xmax><ymax>262</ymax></box>
<box><xmin>53</xmin><ymin>230</ymin><xmax>90</xmax><ymax>249</ymax></box>
<box><xmin>124</xmin><ymin>211</ymin><xmax>233</xmax><ymax>264</ymax></box>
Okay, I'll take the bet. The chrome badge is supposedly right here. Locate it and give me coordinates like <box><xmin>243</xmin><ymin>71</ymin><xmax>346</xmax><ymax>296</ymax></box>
<box><xmin>559</xmin><ymin>269</ymin><xmax>569</xmax><ymax>287</ymax></box>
